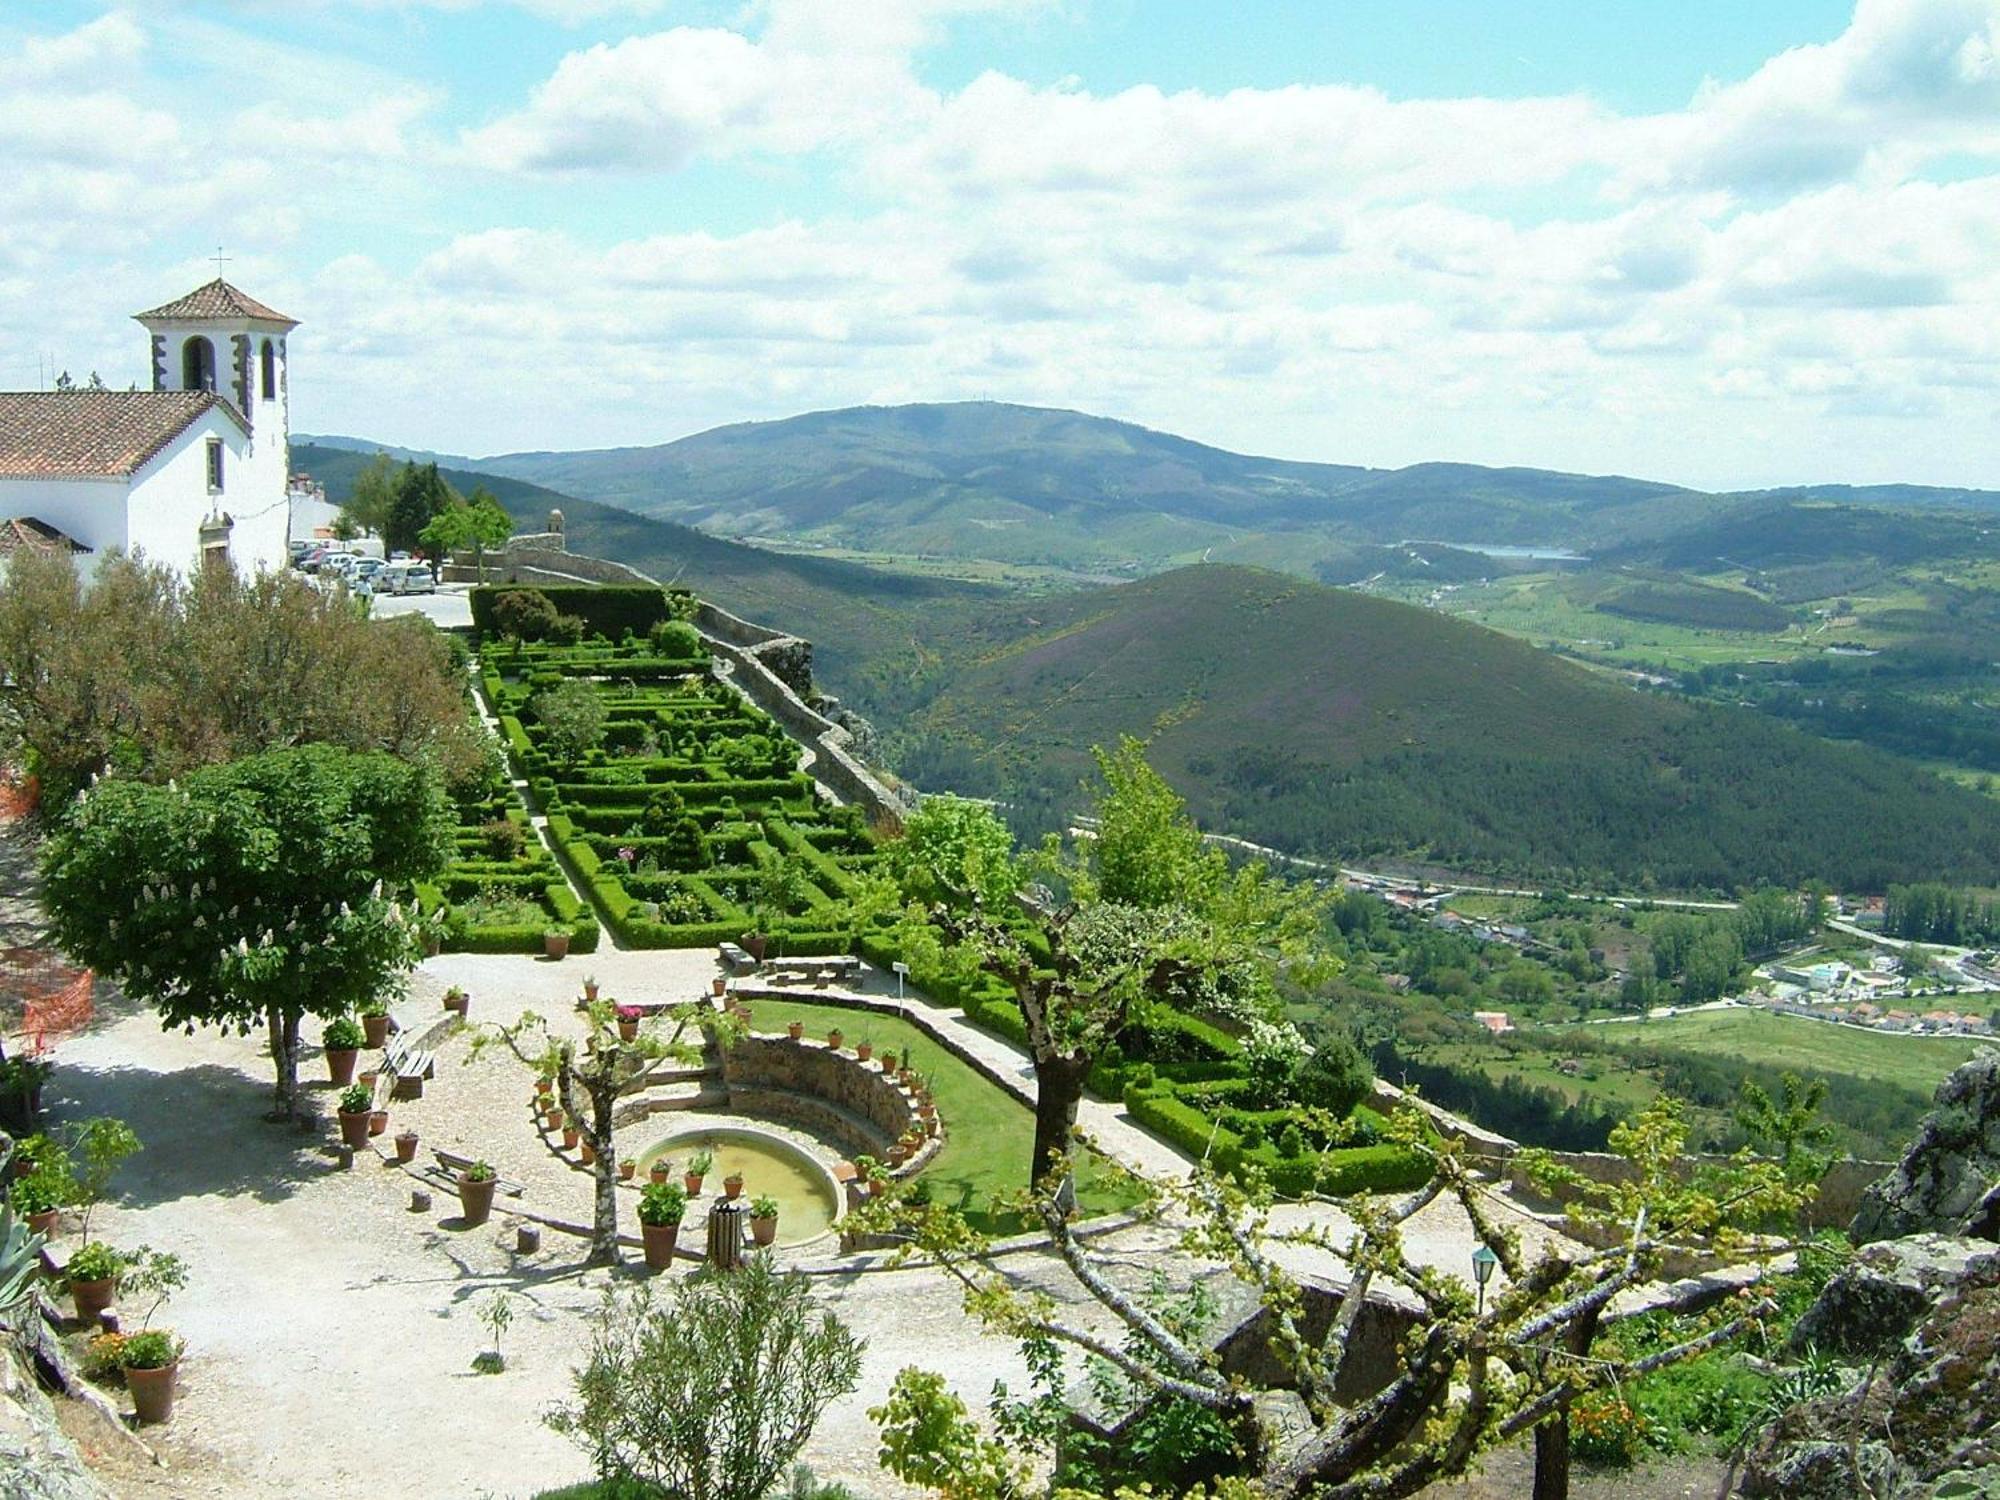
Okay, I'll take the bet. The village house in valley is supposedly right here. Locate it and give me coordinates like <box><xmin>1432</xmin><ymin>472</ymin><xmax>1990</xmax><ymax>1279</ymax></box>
<box><xmin>0</xmin><ymin>279</ymin><xmax>299</xmax><ymax>577</ymax></box>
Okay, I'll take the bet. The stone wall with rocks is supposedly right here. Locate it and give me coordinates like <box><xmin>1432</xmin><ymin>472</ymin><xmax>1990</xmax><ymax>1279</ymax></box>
<box><xmin>720</xmin><ymin>1033</ymin><xmax>924</xmax><ymax>1160</ymax></box>
<box><xmin>1507</xmin><ymin>1150</ymin><xmax>1893</xmax><ymax>1231</ymax></box>
<box><xmin>1852</xmin><ymin>1050</ymin><xmax>2000</xmax><ymax>1244</ymax></box>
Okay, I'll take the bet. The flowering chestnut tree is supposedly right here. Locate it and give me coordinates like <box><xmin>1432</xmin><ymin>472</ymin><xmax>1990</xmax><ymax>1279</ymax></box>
<box><xmin>40</xmin><ymin>745</ymin><xmax>452</xmax><ymax>1122</ymax></box>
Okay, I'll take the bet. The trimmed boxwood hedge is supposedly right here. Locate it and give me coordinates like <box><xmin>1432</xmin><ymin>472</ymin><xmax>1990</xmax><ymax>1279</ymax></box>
<box><xmin>1124</xmin><ymin>1082</ymin><xmax>1429</xmax><ymax>1197</ymax></box>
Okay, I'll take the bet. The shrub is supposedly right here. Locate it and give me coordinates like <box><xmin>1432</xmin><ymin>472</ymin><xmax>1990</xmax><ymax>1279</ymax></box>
<box><xmin>1570</xmin><ymin>1392</ymin><xmax>1648</xmax><ymax>1467</ymax></box>
<box><xmin>1291</xmin><ymin>1034</ymin><xmax>1373</xmax><ymax>1118</ymax></box>
<box><xmin>545</xmin><ymin>1258</ymin><xmax>862</xmax><ymax>1500</ymax></box>
<box><xmin>81</xmin><ymin>1330</ymin><xmax>129</xmax><ymax>1380</ymax></box>
<box><xmin>473</xmin><ymin>585</ymin><xmax>675</xmax><ymax>642</ymax></box>
<box><xmin>323</xmin><ymin>1016</ymin><xmax>366</xmax><ymax>1051</ymax></box>
<box><xmin>649</xmin><ymin>620</ymin><xmax>703</xmax><ymax>660</ymax></box>
<box><xmin>336</xmin><ymin>1083</ymin><xmax>373</xmax><ymax>1115</ymax></box>
<box><xmin>491</xmin><ymin>588</ymin><xmax>562</xmax><ymax>642</ymax></box>
<box><xmin>532</xmin><ymin>680</ymin><xmax>607</xmax><ymax>765</ymax></box>
<box><xmin>1276</xmin><ymin>1123</ymin><xmax>1306</xmax><ymax>1159</ymax></box>
<box><xmin>480</xmin><ymin>817</ymin><xmax>526</xmax><ymax>861</ymax></box>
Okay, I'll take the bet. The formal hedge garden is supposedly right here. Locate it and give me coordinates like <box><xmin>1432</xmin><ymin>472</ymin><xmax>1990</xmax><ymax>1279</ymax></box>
<box><xmin>416</xmin><ymin>773</ymin><xmax>601</xmax><ymax>955</ymax></box>
<box><xmin>470</xmin><ymin>595</ymin><xmax>1429</xmax><ymax>1198</ymax></box>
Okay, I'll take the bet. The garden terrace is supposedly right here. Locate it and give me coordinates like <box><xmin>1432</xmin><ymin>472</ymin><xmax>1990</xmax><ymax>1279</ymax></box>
<box><xmin>482</xmin><ymin>636</ymin><xmax>887</xmax><ymax>952</ymax></box>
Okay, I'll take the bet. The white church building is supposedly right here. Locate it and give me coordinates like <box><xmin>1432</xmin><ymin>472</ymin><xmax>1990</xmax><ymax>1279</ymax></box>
<box><xmin>0</xmin><ymin>279</ymin><xmax>299</xmax><ymax>578</ymax></box>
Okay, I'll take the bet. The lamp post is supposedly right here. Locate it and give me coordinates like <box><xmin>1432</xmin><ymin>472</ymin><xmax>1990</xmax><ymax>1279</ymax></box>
<box><xmin>1471</xmin><ymin>1243</ymin><xmax>1498</xmax><ymax>1318</ymax></box>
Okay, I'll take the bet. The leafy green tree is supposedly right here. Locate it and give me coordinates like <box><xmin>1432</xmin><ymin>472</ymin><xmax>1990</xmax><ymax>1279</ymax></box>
<box><xmin>386</xmin><ymin>461</ymin><xmax>458</xmax><ymax>557</ymax></box>
<box><xmin>419</xmin><ymin>485</ymin><xmax>513</xmax><ymax>580</ymax></box>
<box><xmin>891</xmin><ymin>794</ymin><xmax>1020</xmax><ymax>911</ymax></box>
<box><xmin>548</xmin><ymin>1257</ymin><xmax>862</xmax><ymax>1496</ymax></box>
<box><xmin>911</xmin><ymin>742</ymin><xmax>1327</xmax><ymax>1188</ymax></box>
<box><xmin>340</xmin><ymin>452</ymin><xmax>399</xmax><ymax>539</ymax></box>
<box><xmin>40</xmin><ymin>746</ymin><xmax>451</xmax><ymax>1122</ymax></box>
<box><xmin>530</xmin><ymin>679</ymin><xmax>606</xmax><ymax>765</ymax></box>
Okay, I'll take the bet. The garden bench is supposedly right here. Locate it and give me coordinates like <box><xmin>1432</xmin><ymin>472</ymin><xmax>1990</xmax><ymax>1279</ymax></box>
<box><xmin>384</xmin><ymin>1036</ymin><xmax>436</xmax><ymax>1100</ymax></box>
<box><xmin>430</xmin><ymin>1148</ymin><xmax>526</xmax><ymax>1198</ymax></box>
<box><xmin>718</xmin><ymin>942</ymin><xmax>753</xmax><ymax>970</ymax></box>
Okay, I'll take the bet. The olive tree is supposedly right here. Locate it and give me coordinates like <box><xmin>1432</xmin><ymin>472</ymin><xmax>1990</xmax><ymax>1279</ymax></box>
<box><xmin>40</xmin><ymin>746</ymin><xmax>452</xmax><ymax>1122</ymax></box>
<box><xmin>549</xmin><ymin>1256</ymin><xmax>862</xmax><ymax>1500</ymax></box>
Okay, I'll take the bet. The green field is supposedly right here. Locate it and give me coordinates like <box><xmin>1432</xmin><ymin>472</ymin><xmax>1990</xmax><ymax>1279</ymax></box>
<box><xmin>1591</xmin><ymin>1007</ymin><xmax>1983</xmax><ymax>1097</ymax></box>
<box><xmin>737</xmin><ymin>997</ymin><xmax>1137</xmax><ymax>1232</ymax></box>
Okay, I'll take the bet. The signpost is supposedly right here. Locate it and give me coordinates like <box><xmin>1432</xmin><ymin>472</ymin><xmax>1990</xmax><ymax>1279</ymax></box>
<box><xmin>892</xmin><ymin>960</ymin><xmax>910</xmax><ymax>1026</ymax></box>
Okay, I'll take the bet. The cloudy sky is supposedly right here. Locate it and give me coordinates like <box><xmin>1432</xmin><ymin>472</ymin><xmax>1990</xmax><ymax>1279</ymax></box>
<box><xmin>2</xmin><ymin>0</ymin><xmax>1997</xmax><ymax>489</ymax></box>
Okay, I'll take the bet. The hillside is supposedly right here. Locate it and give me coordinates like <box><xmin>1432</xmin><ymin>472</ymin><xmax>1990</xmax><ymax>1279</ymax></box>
<box><xmin>868</xmin><ymin>565</ymin><xmax>2000</xmax><ymax>893</ymax></box>
<box><xmin>474</xmin><ymin>401</ymin><xmax>1707</xmax><ymax>568</ymax></box>
<box><xmin>293</xmin><ymin>443</ymin><xmax>989</xmax><ymax>685</ymax></box>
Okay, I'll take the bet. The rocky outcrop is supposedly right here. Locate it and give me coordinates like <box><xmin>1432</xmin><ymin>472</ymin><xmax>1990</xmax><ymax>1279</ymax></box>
<box><xmin>1852</xmin><ymin>1051</ymin><xmax>2000</xmax><ymax>1246</ymax></box>
<box><xmin>1790</xmin><ymin>1234</ymin><xmax>2000</xmax><ymax>1361</ymax></box>
<box><xmin>1743</xmin><ymin>1245</ymin><xmax>2000</xmax><ymax>1499</ymax></box>
<box><xmin>0</xmin><ymin>1328</ymin><xmax>113</xmax><ymax>1499</ymax></box>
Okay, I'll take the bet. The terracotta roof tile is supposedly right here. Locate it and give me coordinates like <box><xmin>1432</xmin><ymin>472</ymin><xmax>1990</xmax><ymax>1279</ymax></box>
<box><xmin>0</xmin><ymin>517</ymin><xmax>91</xmax><ymax>557</ymax></box>
<box><xmin>0</xmin><ymin>391</ymin><xmax>245</xmax><ymax>479</ymax></box>
<box><xmin>133</xmin><ymin>278</ymin><xmax>298</xmax><ymax>329</ymax></box>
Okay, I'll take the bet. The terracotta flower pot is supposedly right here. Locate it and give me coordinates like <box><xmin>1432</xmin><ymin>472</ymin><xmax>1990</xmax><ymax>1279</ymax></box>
<box><xmin>750</xmin><ymin>1215</ymin><xmax>777</xmax><ymax>1247</ymax></box>
<box><xmin>583</xmin><ymin>982</ymin><xmax>600</xmax><ymax>1002</ymax></box>
<box><xmin>126</xmin><ymin>1361</ymin><xmax>178</xmax><ymax>1425</ymax></box>
<box><xmin>683</xmin><ymin>1173</ymin><xmax>705</xmax><ymax>1196</ymax></box>
<box><xmin>619</xmin><ymin>1160</ymin><xmax>636</xmax><ymax>1181</ymax></box>
<box><xmin>367</xmin><ymin>1108</ymin><xmax>390</xmax><ymax>1138</ymax></box>
<box><xmin>826</xmin><ymin>1029</ymin><xmax>844</xmax><ymax>1051</ymax></box>
<box><xmin>26</xmin><ymin>1209</ymin><xmax>58</xmax><ymax>1239</ymax></box>
<box><xmin>70</xmin><ymin>1277</ymin><xmax>116</xmax><ymax>1323</ymax></box>
<box><xmin>325</xmin><ymin>1048</ymin><xmax>359</xmax><ymax>1086</ymax></box>
<box><xmin>444</xmin><ymin>992</ymin><xmax>468</xmax><ymax>1015</ymax></box>
<box><xmin>394</xmin><ymin>1131</ymin><xmax>419</xmax><ymax>1164</ymax></box>
<box><xmin>457</xmin><ymin>1174</ymin><xmax>498</xmax><ymax>1227</ymax></box>
<box><xmin>787</xmin><ymin>1021</ymin><xmax>804</xmax><ymax>1041</ymax></box>
<box><xmin>543</xmin><ymin>1109</ymin><xmax>562</xmax><ymax>1130</ymax></box>
<box><xmin>362</xmin><ymin>1013</ymin><xmax>391</xmax><ymax>1049</ymax></box>
<box><xmin>579</xmin><ymin>1141</ymin><xmax>596</xmax><ymax>1166</ymax></box>
<box><xmin>855</xmin><ymin>1042</ymin><xmax>873</xmax><ymax>1062</ymax></box>
<box><xmin>640</xmin><ymin>1220</ymin><xmax>681</xmax><ymax>1271</ymax></box>
<box><xmin>711</xmin><ymin>977</ymin><xmax>727</xmax><ymax>997</ymax></box>
<box><xmin>544</xmin><ymin>931</ymin><xmax>570</xmax><ymax>960</ymax></box>
<box><xmin>337</xmin><ymin>1109</ymin><xmax>372</xmax><ymax>1150</ymax></box>
<box><xmin>562</xmin><ymin>1126</ymin><xmax>580</xmax><ymax>1150</ymax></box>
<box><xmin>723</xmin><ymin>1174</ymin><xmax>745</xmax><ymax>1200</ymax></box>
<box><xmin>618</xmin><ymin>1020</ymin><xmax>638</xmax><ymax>1042</ymax></box>
<box><xmin>649</xmin><ymin>1162</ymin><xmax>670</xmax><ymax>1185</ymax></box>
<box><xmin>888</xmin><ymin>1142</ymin><xmax>909</xmax><ymax>1167</ymax></box>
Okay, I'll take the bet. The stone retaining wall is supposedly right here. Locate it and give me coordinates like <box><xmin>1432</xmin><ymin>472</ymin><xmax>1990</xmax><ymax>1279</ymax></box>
<box><xmin>721</xmin><ymin>1033</ymin><xmax>929</xmax><ymax>1162</ymax></box>
<box><xmin>1508</xmin><ymin>1151</ymin><xmax>1894</xmax><ymax>1230</ymax></box>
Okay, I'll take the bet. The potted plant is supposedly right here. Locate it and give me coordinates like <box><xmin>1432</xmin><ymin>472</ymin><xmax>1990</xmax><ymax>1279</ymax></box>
<box><xmin>394</xmin><ymin>1129</ymin><xmax>420</xmax><ymax>1164</ymax></box>
<box><xmin>616</xmin><ymin>1004</ymin><xmax>641</xmax><ymax>1042</ymax></box>
<box><xmin>722</xmin><ymin>1170</ymin><xmax>745</xmax><ymax>1200</ymax></box>
<box><xmin>742</xmin><ymin>931</ymin><xmax>769</xmax><ymax>963</ymax></box>
<box><xmin>683</xmin><ymin>1148</ymin><xmax>713</xmax><ymax>1196</ymax></box>
<box><xmin>561</xmin><ymin>1117</ymin><xmax>580</xmax><ymax>1151</ymax></box>
<box><xmin>361</xmin><ymin>1006</ymin><xmax>391</xmax><ymax>1050</ymax></box>
<box><xmin>542</xmin><ymin>1101</ymin><xmax>563</xmax><ymax>1131</ymax></box>
<box><xmin>457</xmin><ymin>1160</ymin><xmax>498</xmax><ymax>1226</ymax></box>
<box><xmin>853</xmin><ymin>1155</ymin><xmax>878</xmax><ymax>1198</ymax></box>
<box><xmin>749</xmin><ymin>1195</ymin><xmax>779</xmax><ymax>1247</ymax></box>
<box><xmin>322</xmin><ymin>1016</ymin><xmax>365</xmax><ymax>1085</ymax></box>
<box><xmin>65</xmin><ymin>1241</ymin><xmax>123</xmax><ymax>1322</ymax></box>
<box><xmin>648</xmin><ymin>1158</ymin><xmax>671</xmax><ymax>1186</ymax></box>
<box><xmin>637</xmin><ymin>1181</ymin><xmax>687</xmax><ymax>1271</ymax></box>
<box><xmin>120</xmin><ymin>1329</ymin><xmax>184</xmax><ymax>1425</ymax></box>
<box><xmin>711</xmin><ymin>976</ymin><xmax>728</xmax><ymax>998</ymax></box>
<box><xmin>855</xmin><ymin>1037</ymin><xmax>873</xmax><ymax>1063</ymax></box>
<box><xmin>443</xmin><ymin>984</ymin><xmax>469</xmax><ymax>1016</ymax></box>
<box><xmin>579</xmin><ymin>1137</ymin><xmax>597</xmax><ymax>1166</ymax></box>
<box><xmin>826</xmin><ymin>1026</ymin><xmax>845</xmax><ymax>1052</ymax></box>
<box><xmin>786</xmin><ymin>1020</ymin><xmax>805</xmax><ymax>1041</ymax></box>
<box><xmin>367</xmin><ymin>1105</ymin><xmax>390</xmax><ymax>1138</ymax></box>
<box><xmin>335</xmin><ymin>1083</ymin><xmax>373</xmax><ymax>1150</ymax></box>
<box><xmin>544</xmin><ymin>927</ymin><xmax>570</xmax><ymax>960</ymax></box>
<box><xmin>582</xmin><ymin>973</ymin><xmax>600</xmax><ymax>1002</ymax></box>
<box><xmin>0</xmin><ymin>1054</ymin><xmax>51</xmax><ymax>1135</ymax></box>
<box><xmin>619</xmin><ymin>1156</ymin><xmax>637</xmax><ymax>1181</ymax></box>
<box><xmin>9</xmin><ymin>1172</ymin><xmax>62</xmax><ymax>1239</ymax></box>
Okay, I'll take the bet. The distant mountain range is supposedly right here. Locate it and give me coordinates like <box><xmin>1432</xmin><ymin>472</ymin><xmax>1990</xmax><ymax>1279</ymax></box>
<box><xmin>305</xmin><ymin>401</ymin><xmax>2000</xmax><ymax>577</ymax></box>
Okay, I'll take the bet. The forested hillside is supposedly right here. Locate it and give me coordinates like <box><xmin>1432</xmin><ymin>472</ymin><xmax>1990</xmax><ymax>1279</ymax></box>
<box><xmin>869</xmin><ymin>565</ymin><xmax>2000</xmax><ymax>893</ymax></box>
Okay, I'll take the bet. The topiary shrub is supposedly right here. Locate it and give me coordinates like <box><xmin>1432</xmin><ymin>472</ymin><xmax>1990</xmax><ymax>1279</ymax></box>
<box><xmin>1291</xmin><ymin>1033</ymin><xmax>1373</xmax><ymax>1118</ymax></box>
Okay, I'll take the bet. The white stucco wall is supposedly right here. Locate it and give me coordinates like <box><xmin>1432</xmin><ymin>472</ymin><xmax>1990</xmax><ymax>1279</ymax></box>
<box><xmin>125</xmin><ymin>408</ymin><xmax>288</xmax><ymax>575</ymax></box>
<box><xmin>0</xmin><ymin>475</ymin><xmax>128</xmax><ymax>556</ymax></box>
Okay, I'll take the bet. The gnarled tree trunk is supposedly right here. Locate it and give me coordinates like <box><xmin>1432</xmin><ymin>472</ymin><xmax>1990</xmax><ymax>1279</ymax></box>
<box><xmin>1030</xmin><ymin>1052</ymin><xmax>1091</xmax><ymax>1192</ymax></box>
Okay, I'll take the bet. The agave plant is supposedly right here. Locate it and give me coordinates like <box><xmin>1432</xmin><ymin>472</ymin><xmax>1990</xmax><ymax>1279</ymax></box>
<box><xmin>0</xmin><ymin>1147</ymin><xmax>47</xmax><ymax>1315</ymax></box>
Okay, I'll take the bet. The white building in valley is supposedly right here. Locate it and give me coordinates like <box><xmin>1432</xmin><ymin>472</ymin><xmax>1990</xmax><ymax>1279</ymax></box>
<box><xmin>0</xmin><ymin>279</ymin><xmax>299</xmax><ymax>578</ymax></box>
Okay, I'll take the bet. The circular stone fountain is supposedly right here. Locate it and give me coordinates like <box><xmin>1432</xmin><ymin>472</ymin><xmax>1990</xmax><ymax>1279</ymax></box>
<box><xmin>638</xmin><ymin>1123</ymin><xmax>843</xmax><ymax>1249</ymax></box>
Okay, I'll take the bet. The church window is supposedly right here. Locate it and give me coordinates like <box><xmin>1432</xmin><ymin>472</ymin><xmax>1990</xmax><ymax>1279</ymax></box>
<box><xmin>182</xmin><ymin>336</ymin><xmax>217</xmax><ymax>392</ymax></box>
<box><xmin>260</xmin><ymin>339</ymin><xmax>276</xmax><ymax>399</ymax></box>
<box><xmin>206</xmin><ymin>438</ymin><xmax>225</xmax><ymax>492</ymax></box>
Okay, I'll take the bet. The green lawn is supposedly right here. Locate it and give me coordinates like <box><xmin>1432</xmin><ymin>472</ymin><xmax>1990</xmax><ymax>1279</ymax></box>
<box><xmin>1593</xmin><ymin>1007</ymin><xmax>1983</xmax><ymax>1096</ymax></box>
<box><xmin>738</xmin><ymin>996</ymin><xmax>1139</xmax><ymax>1232</ymax></box>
